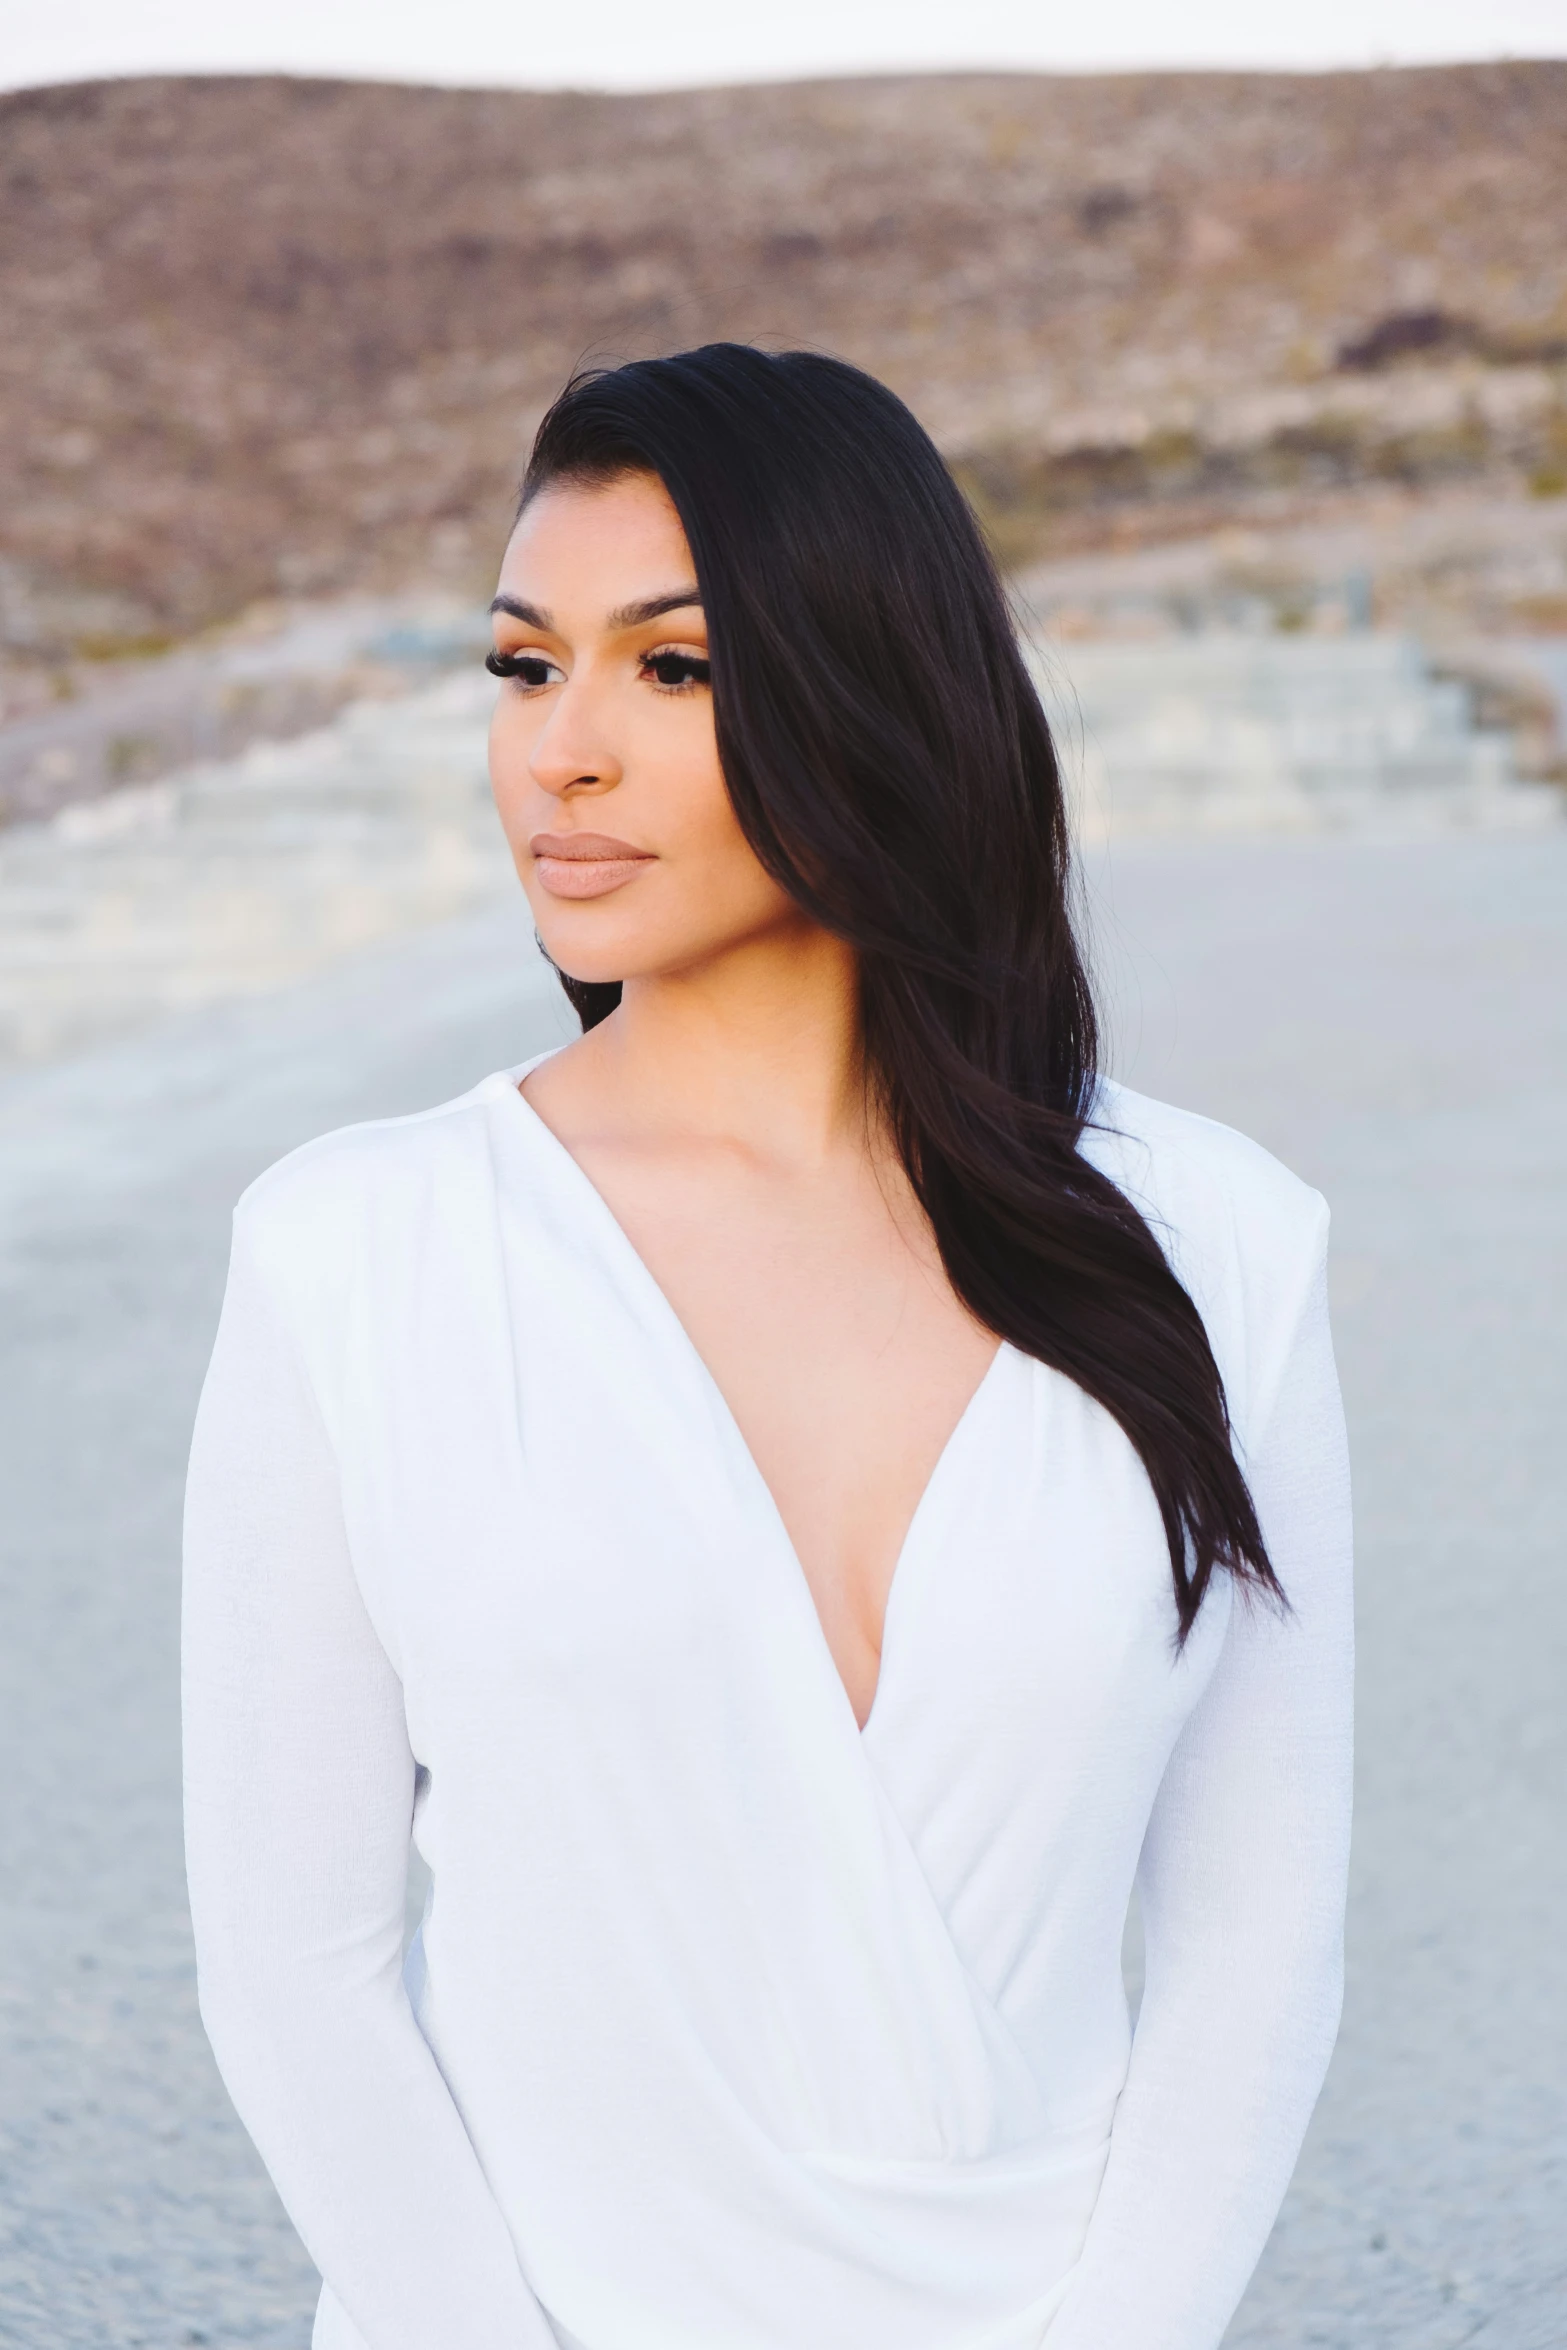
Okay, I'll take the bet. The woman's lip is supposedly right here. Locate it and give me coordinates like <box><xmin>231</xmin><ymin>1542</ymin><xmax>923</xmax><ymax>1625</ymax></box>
<box><xmin>529</xmin><ymin>832</ymin><xmax>651</xmax><ymax>861</ymax></box>
<box><xmin>529</xmin><ymin>833</ymin><xmax>655</xmax><ymax>900</ymax></box>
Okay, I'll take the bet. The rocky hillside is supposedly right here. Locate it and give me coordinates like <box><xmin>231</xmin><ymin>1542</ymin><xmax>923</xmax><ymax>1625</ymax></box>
<box><xmin>2</xmin><ymin>64</ymin><xmax>1565</xmax><ymax>655</ymax></box>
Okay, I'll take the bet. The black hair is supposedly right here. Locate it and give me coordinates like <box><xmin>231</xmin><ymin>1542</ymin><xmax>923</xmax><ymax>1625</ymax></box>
<box><xmin>518</xmin><ymin>343</ymin><xmax>1277</xmax><ymax>1640</ymax></box>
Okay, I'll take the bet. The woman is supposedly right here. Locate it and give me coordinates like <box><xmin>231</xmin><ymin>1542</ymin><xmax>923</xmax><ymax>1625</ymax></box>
<box><xmin>183</xmin><ymin>344</ymin><xmax>1353</xmax><ymax>2350</ymax></box>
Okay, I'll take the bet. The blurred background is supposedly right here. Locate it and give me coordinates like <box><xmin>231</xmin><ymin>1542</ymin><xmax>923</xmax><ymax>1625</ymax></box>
<box><xmin>1</xmin><ymin>3</ymin><xmax>1564</xmax><ymax>2344</ymax></box>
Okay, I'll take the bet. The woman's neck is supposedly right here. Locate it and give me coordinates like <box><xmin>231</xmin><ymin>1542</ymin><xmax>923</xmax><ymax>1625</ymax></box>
<box><xmin>564</xmin><ymin>918</ymin><xmax>870</xmax><ymax>1170</ymax></box>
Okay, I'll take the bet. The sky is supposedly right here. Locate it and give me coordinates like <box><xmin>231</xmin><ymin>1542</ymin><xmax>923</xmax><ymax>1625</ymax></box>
<box><xmin>2</xmin><ymin>0</ymin><xmax>1565</xmax><ymax>96</ymax></box>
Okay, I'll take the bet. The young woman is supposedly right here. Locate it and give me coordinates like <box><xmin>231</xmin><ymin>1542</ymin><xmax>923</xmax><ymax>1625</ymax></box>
<box><xmin>183</xmin><ymin>345</ymin><xmax>1353</xmax><ymax>2350</ymax></box>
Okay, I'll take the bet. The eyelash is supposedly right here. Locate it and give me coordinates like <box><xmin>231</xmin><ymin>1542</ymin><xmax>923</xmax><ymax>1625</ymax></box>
<box><xmin>641</xmin><ymin>649</ymin><xmax>711</xmax><ymax>693</ymax></box>
<box><xmin>485</xmin><ymin>649</ymin><xmax>555</xmax><ymax>687</ymax></box>
<box><xmin>484</xmin><ymin>647</ymin><xmax>711</xmax><ymax>694</ymax></box>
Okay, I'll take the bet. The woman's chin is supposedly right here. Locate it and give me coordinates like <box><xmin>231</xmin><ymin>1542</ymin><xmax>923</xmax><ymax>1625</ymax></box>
<box><xmin>530</xmin><ymin>908</ymin><xmax>645</xmax><ymax>988</ymax></box>
<box><xmin>526</xmin><ymin>891</ymin><xmax>626</xmax><ymax>968</ymax></box>
<box><xmin>529</xmin><ymin>891</ymin><xmax>804</xmax><ymax>993</ymax></box>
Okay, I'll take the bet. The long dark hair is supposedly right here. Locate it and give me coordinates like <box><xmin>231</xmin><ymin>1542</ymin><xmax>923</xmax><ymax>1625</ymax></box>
<box><xmin>519</xmin><ymin>344</ymin><xmax>1277</xmax><ymax>1639</ymax></box>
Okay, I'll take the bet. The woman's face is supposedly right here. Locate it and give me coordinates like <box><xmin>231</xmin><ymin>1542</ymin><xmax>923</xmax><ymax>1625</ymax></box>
<box><xmin>488</xmin><ymin>470</ymin><xmax>802</xmax><ymax>990</ymax></box>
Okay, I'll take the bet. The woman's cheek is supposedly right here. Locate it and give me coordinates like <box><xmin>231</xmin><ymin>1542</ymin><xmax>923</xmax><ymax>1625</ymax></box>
<box><xmin>488</xmin><ymin>706</ymin><xmax>539</xmax><ymax>841</ymax></box>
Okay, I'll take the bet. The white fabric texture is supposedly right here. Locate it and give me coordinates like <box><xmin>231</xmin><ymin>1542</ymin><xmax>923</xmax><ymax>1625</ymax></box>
<box><xmin>182</xmin><ymin>1060</ymin><xmax>1353</xmax><ymax>2350</ymax></box>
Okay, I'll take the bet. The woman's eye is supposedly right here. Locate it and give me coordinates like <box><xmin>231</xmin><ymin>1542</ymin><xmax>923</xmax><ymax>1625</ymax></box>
<box><xmin>486</xmin><ymin>649</ymin><xmax>559</xmax><ymax>689</ymax></box>
<box><xmin>642</xmin><ymin>650</ymin><xmax>711</xmax><ymax>692</ymax></box>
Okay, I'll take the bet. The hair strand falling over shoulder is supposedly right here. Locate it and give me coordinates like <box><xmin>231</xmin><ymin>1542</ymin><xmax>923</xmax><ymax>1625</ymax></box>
<box><xmin>519</xmin><ymin>344</ymin><xmax>1279</xmax><ymax>1641</ymax></box>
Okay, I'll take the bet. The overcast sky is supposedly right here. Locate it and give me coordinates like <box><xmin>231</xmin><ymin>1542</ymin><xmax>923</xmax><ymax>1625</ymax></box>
<box><xmin>2</xmin><ymin>0</ymin><xmax>1565</xmax><ymax>96</ymax></box>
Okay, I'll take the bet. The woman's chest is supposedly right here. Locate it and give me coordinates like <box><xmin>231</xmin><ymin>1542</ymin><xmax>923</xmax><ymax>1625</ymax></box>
<box><xmin>327</xmin><ymin>1225</ymin><xmax>1227</xmax><ymax>2102</ymax></box>
<box><xmin>328</xmin><ymin>1225</ymin><xmax>1219</xmax><ymax>1815</ymax></box>
<box><xmin>542</xmin><ymin>1127</ymin><xmax>1004</xmax><ymax>1731</ymax></box>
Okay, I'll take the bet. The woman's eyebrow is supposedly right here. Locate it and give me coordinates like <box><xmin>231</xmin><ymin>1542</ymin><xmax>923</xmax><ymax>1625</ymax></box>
<box><xmin>606</xmin><ymin>589</ymin><xmax>704</xmax><ymax>631</ymax></box>
<box><xmin>489</xmin><ymin>594</ymin><xmax>552</xmax><ymax>628</ymax></box>
<box><xmin>488</xmin><ymin>589</ymin><xmax>704</xmax><ymax>633</ymax></box>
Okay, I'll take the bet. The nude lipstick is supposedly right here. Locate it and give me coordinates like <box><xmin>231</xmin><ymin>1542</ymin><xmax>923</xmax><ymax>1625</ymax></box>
<box><xmin>529</xmin><ymin>831</ymin><xmax>656</xmax><ymax>900</ymax></box>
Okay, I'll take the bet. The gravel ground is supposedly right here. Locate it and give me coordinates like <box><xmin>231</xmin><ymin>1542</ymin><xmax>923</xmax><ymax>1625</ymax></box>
<box><xmin>1</xmin><ymin>835</ymin><xmax>1563</xmax><ymax>2347</ymax></box>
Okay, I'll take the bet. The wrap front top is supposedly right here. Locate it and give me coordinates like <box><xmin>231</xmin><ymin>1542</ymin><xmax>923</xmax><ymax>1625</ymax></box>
<box><xmin>183</xmin><ymin>1062</ymin><xmax>1353</xmax><ymax>2350</ymax></box>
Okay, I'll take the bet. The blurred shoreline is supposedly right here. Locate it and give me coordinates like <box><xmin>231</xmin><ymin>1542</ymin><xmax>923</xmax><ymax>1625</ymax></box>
<box><xmin>0</xmin><ymin>594</ymin><xmax>489</xmax><ymax>828</ymax></box>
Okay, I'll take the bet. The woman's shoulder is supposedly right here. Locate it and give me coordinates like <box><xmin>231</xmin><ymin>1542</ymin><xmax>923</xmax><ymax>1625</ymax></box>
<box><xmin>1084</xmin><ymin>1077</ymin><xmax>1329</xmax><ymax>1434</ymax></box>
<box><xmin>230</xmin><ymin>1069</ymin><xmax>519</xmax><ymax>1279</ymax></box>
<box><xmin>1084</xmin><ymin>1076</ymin><xmax>1326</xmax><ymax>1255</ymax></box>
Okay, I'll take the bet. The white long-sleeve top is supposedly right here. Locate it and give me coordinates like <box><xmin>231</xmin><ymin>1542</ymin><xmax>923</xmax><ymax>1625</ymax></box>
<box><xmin>182</xmin><ymin>1059</ymin><xmax>1353</xmax><ymax>2350</ymax></box>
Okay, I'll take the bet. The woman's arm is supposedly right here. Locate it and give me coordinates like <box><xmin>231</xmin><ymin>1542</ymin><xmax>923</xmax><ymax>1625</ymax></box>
<box><xmin>182</xmin><ymin>1208</ymin><xmax>556</xmax><ymax>2350</ymax></box>
<box><xmin>1044</xmin><ymin>1219</ymin><xmax>1354</xmax><ymax>2350</ymax></box>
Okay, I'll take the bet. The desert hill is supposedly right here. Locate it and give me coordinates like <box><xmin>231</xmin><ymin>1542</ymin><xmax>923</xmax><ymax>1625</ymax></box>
<box><xmin>2</xmin><ymin>64</ymin><xmax>1565</xmax><ymax>655</ymax></box>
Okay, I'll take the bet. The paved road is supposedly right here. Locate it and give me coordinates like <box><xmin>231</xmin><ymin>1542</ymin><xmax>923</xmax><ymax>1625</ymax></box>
<box><xmin>1</xmin><ymin>836</ymin><xmax>1563</xmax><ymax>2347</ymax></box>
<box><xmin>1089</xmin><ymin>834</ymin><xmax>1567</xmax><ymax>2348</ymax></box>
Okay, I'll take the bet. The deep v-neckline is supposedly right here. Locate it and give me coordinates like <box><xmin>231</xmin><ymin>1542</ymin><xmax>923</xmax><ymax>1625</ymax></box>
<box><xmin>497</xmin><ymin>1062</ymin><xmax>1006</xmax><ymax>1736</ymax></box>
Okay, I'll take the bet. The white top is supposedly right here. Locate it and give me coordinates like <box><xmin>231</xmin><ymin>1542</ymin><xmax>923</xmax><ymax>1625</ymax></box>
<box><xmin>182</xmin><ymin>1061</ymin><xmax>1353</xmax><ymax>2350</ymax></box>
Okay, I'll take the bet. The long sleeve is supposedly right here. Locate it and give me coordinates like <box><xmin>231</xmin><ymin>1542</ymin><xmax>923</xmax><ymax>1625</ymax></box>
<box><xmin>182</xmin><ymin>1205</ymin><xmax>557</xmax><ymax>2350</ymax></box>
<box><xmin>1043</xmin><ymin>1216</ymin><xmax>1354</xmax><ymax>2350</ymax></box>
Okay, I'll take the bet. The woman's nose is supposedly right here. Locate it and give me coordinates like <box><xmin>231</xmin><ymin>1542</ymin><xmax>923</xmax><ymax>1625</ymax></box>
<box><xmin>527</xmin><ymin>674</ymin><xmax>623</xmax><ymax>799</ymax></box>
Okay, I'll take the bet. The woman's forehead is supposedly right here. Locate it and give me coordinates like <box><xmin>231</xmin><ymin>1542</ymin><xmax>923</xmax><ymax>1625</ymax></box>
<box><xmin>497</xmin><ymin>473</ymin><xmax>695</xmax><ymax>624</ymax></box>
